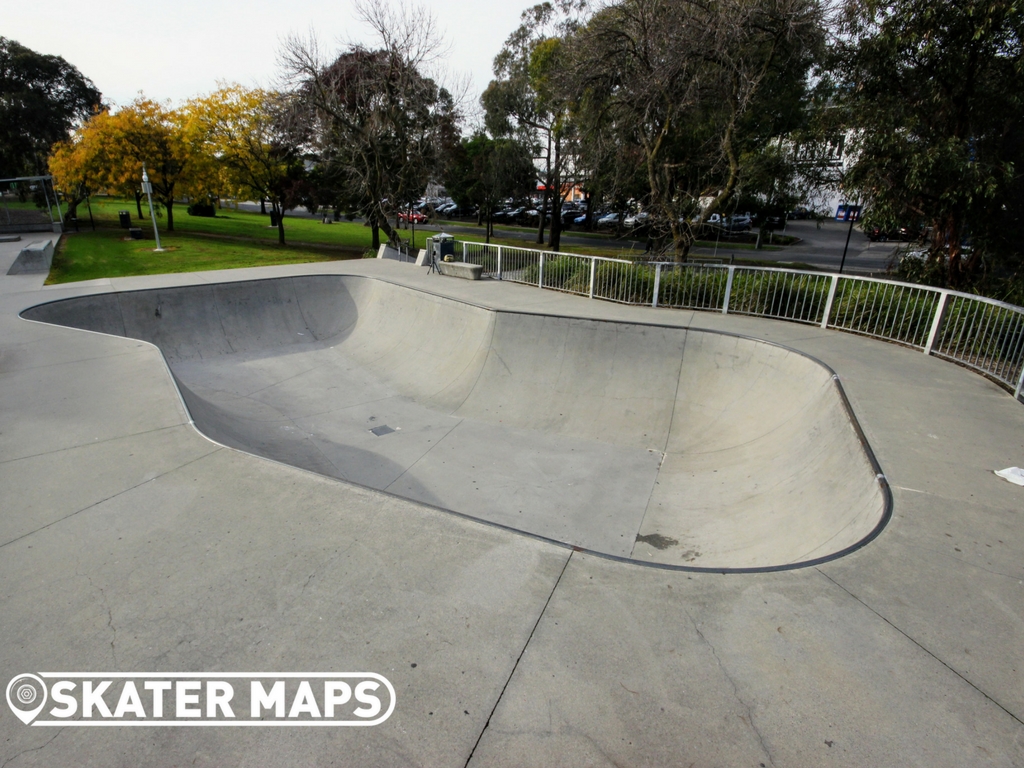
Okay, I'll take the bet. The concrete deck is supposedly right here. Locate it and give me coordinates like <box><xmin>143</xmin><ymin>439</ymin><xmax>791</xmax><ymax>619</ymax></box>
<box><xmin>1</xmin><ymin>241</ymin><xmax>1023</xmax><ymax>766</ymax></box>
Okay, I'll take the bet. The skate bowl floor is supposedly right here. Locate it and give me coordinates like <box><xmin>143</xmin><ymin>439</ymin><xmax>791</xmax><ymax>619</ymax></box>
<box><xmin>23</xmin><ymin>274</ymin><xmax>889</xmax><ymax>570</ymax></box>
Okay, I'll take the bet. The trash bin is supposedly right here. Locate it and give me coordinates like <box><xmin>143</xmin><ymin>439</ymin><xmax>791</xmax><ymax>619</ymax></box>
<box><xmin>270</xmin><ymin>212</ymin><xmax>279</xmax><ymax>227</ymax></box>
<box><xmin>118</xmin><ymin>211</ymin><xmax>131</xmax><ymax>229</ymax></box>
<box><xmin>435</xmin><ymin>233</ymin><xmax>456</xmax><ymax>260</ymax></box>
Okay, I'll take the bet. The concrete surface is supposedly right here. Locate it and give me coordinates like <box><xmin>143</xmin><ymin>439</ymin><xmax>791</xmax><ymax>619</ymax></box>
<box><xmin>23</xmin><ymin>275</ymin><xmax>885</xmax><ymax>569</ymax></box>
<box><xmin>6</xmin><ymin>239</ymin><xmax>53</xmax><ymax>275</ymax></box>
<box><xmin>1</xmin><ymin>242</ymin><xmax>1022</xmax><ymax>766</ymax></box>
<box><xmin>437</xmin><ymin>261</ymin><xmax>483</xmax><ymax>279</ymax></box>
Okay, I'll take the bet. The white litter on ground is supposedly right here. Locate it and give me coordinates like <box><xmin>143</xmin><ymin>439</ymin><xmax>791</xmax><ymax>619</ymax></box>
<box><xmin>994</xmin><ymin>467</ymin><xmax>1024</xmax><ymax>486</ymax></box>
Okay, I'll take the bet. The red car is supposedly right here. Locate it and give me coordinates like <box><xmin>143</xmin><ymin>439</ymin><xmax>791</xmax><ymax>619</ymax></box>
<box><xmin>398</xmin><ymin>210</ymin><xmax>427</xmax><ymax>224</ymax></box>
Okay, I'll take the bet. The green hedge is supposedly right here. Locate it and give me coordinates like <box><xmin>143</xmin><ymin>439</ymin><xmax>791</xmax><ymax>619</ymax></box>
<box><xmin>829</xmin><ymin>281</ymin><xmax>937</xmax><ymax>345</ymax></box>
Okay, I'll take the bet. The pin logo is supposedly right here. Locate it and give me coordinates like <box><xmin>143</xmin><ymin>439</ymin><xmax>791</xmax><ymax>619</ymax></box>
<box><xmin>6</xmin><ymin>674</ymin><xmax>47</xmax><ymax>725</ymax></box>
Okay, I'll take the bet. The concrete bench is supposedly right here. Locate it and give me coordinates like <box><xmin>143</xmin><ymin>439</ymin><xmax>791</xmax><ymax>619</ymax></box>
<box><xmin>437</xmin><ymin>261</ymin><xmax>483</xmax><ymax>280</ymax></box>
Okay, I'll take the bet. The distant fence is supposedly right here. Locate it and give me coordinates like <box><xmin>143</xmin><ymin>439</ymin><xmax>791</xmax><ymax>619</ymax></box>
<box><xmin>460</xmin><ymin>241</ymin><xmax>1024</xmax><ymax>401</ymax></box>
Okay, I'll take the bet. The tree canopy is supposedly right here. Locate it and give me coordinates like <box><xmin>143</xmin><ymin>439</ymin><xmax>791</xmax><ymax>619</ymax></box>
<box><xmin>186</xmin><ymin>85</ymin><xmax>310</xmax><ymax>244</ymax></box>
<box><xmin>282</xmin><ymin>0</ymin><xmax>460</xmax><ymax>249</ymax></box>
<box><xmin>50</xmin><ymin>98</ymin><xmax>217</xmax><ymax>231</ymax></box>
<box><xmin>831</xmin><ymin>0</ymin><xmax>1024</xmax><ymax>288</ymax></box>
<box><xmin>0</xmin><ymin>37</ymin><xmax>102</xmax><ymax>178</ymax></box>
<box><xmin>565</xmin><ymin>0</ymin><xmax>823</xmax><ymax>259</ymax></box>
<box><xmin>445</xmin><ymin>131</ymin><xmax>537</xmax><ymax>240</ymax></box>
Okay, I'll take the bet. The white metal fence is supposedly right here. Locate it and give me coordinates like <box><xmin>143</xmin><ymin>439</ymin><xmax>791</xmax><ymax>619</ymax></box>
<box><xmin>459</xmin><ymin>241</ymin><xmax>1024</xmax><ymax>401</ymax></box>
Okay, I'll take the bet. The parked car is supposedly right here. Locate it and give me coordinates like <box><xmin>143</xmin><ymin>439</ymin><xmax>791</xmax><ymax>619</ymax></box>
<box><xmin>596</xmin><ymin>211</ymin><xmax>622</xmax><ymax>228</ymax></box>
<box><xmin>723</xmin><ymin>214</ymin><xmax>752</xmax><ymax>232</ymax></box>
<box><xmin>397</xmin><ymin>210</ymin><xmax>427</xmax><ymax>224</ymax></box>
<box><xmin>624</xmin><ymin>212</ymin><xmax>650</xmax><ymax>229</ymax></box>
<box><xmin>492</xmin><ymin>206</ymin><xmax>523</xmax><ymax>223</ymax></box>
<box><xmin>867</xmin><ymin>224</ymin><xmax>919</xmax><ymax>242</ymax></box>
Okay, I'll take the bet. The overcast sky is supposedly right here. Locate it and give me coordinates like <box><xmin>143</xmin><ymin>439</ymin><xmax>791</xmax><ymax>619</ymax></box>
<box><xmin>5</xmin><ymin>0</ymin><xmax>529</xmax><ymax>122</ymax></box>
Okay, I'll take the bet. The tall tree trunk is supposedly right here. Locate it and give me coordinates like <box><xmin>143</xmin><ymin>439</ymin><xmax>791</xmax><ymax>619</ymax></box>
<box><xmin>371</xmin><ymin>221</ymin><xmax>380</xmax><ymax>250</ymax></box>
<box><xmin>549</xmin><ymin>140</ymin><xmax>563</xmax><ymax>252</ymax></box>
<box><xmin>135</xmin><ymin>191</ymin><xmax>143</xmax><ymax>219</ymax></box>
<box><xmin>166</xmin><ymin>199</ymin><xmax>174</xmax><ymax>232</ymax></box>
<box><xmin>537</xmin><ymin>132</ymin><xmax>552</xmax><ymax>245</ymax></box>
<box><xmin>277</xmin><ymin>210</ymin><xmax>286</xmax><ymax>245</ymax></box>
<box><xmin>669</xmin><ymin>219</ymin><xmax>693</xmax><ymax>263</ymax></box>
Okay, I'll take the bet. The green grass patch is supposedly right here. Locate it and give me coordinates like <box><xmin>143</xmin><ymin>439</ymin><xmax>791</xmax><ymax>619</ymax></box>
<box><xmin>80</xmin><ymin>197</ymin><xmax>442</xmax><ymax>251</ymax></box>
<box><xmin>46</xmin><ymin>230</ymin><xmax>359</xmax><ymax>284</ymax></box>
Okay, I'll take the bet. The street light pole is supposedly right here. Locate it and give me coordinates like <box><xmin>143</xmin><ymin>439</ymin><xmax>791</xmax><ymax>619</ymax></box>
<box><xmin>141</xmin><ymin>164</ymin><xmax>164</xmax><ymax>252</ymax></box>
<box><xmin>838</xmin><ymin>203</ymin><xmax>856</xmax><ymax>274</ymax></box>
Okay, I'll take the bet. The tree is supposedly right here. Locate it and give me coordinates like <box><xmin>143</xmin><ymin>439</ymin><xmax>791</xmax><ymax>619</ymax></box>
<box><xmin>831</xmin><ymin>0</ymin><xmax>1024</xmax><ymax>288</ymax></box>
<box><xmin>565</xmin><ymin>0</ymin><xmax>823</xmax><ymax>260</ymax></box>
<box><xmin>0</xmin><ymin>37</ymin><xmax>102</xmax><ymax>178</ymax></box>
<box><xmin>54</xmin><ymin>98</ymin><xmax>216</xmax><ymax>231</ymax></box>
<box><xmin>106</xmin><ymin>98</ymin><xmax>219</xmax><ymax>231</ymax></box>
<box><xmin>445</xmin><ymin>132</ymin><xmax>537</xmax><ymax>241</ymax></box>
<box><xmin>483</xmin><ymin>1</ymin><xmax>587</xmax><ymax>251</ymax></box>
<box><xmin>282</xmin><ymin>0</ymin><xmax>460</xmax><ymax>249</ymax></box>
<box><xmin>48</xmin><ymin>110</ymin><xmax>110</xmax><ymax>220</ymax></box>
<box><xmin>186</xmin><ymin>85</ymin><xmax>310</xmax><ymax>244</ymax></box>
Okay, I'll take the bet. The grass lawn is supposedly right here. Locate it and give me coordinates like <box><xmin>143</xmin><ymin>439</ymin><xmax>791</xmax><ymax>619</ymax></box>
<box><xmin>78</xmin><ymin>197</ymin><xmax>446</xmax><ymax>251</ymax></box>
<box><xmin>49</xmin><ymin>197</ymin><xmax>805</xmax><ymax>283</ymax></box>
<box><xmin>46</xmin><ymin>230</ymin><xmax>360</xmax><ymax>285</ymax></box>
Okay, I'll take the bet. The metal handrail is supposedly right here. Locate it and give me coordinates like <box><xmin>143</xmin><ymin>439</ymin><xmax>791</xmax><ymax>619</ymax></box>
<box><xmin>459</xmin><ymin>240</ymin><xmax>1024</xmax><ymax>401</ymax></box>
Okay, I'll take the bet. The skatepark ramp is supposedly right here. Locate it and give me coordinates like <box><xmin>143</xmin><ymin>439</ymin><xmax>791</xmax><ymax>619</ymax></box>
<box><xmin>23</xmin><ymin>275</ymin><xmax>890</xmax><ymax>571</ymax></box>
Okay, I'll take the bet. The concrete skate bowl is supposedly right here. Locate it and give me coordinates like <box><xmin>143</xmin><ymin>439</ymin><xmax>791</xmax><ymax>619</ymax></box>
<box><xmin>23</xmin><ymin>275</ymin><xmax>890</xmax><ymax>571</ymax></box>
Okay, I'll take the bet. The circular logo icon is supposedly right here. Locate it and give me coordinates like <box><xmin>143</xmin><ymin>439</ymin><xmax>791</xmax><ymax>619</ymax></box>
<box><xmin>6</xmin><ymin>674</ymin><xmax>48</xmax><ymax>725</ymax></box>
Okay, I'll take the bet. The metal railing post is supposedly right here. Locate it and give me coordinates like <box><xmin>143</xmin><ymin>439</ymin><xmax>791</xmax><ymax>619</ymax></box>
<box><xmin>589</xmin><ymin>257</ymin><xmax>596</xmax><ymax>299</ymax></box>
<box><xmin>496</xmin><ymin>245</ymin><xmax>503</xmax><ymax>280</ymax></box>
<box><xmin>722</xmin><ymin>266</ymin><xmax>735</xmax><ymax>314</ymax></box>
<box><xmin>538</xmin><ymin>252</ymin><xmax>545</xmax><ymax>288</ymax></box>
<box><xmin>924</xmin><ymin>290</ymin><xmax>950</xmax><ymax>355</ymax></box>
<box><xmin>652</xmin><ymin>263</ymin><xmax>662</xmax><ymax>308</ymax></box>
<box><xmin>820</xmin><ymin>274</ymin><xmax>839</xmax><ymax>329</ymax></box>
<box><xmin>462</xmin><ymin>241</ymin><xmax>467</xmax><ymax>261</ymax></box>
<box><xmin>1015</xmin><ymin>366</ymin><xmax>1024</xmax><ymax>400</ymax></box>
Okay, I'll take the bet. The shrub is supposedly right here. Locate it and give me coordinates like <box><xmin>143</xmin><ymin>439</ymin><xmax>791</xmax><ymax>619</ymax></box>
<box><xmin>187</xmin><ymin>202</ymin><xmax>216</xmax><ymax>217</ymax></box>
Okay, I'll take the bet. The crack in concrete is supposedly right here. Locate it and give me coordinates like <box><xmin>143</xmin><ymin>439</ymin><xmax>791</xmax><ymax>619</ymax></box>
<box><xmin>900</xmin><ymin>541</ymin><xmax>1023</xmax><ymax>582</ymax></box>
<box><xmin>464</xmin><ymin>550</ymin><xmax>574</xmax><ymax>768</ymax></box>
<box><xmin>685</xmin><ymin>610</ymin><xmax>775</xmax><ymax>767</ymax></box>
<box><xmin>1</xmin><ymin>727</ymin><xmax>65</xmax><ymax>768</ymax></box>
<box><xmin>84</xmin><ymin>574</ymin><xmax>118</xmax><ymax>668</ymax></box>
<box><xmin>0</xmin><ymin>424</ymin><xmax>189</xmax><ymax>468</ymax></box>
<box><xmin>817</xmin><ymin>567</ymin><xmax>1024</xmax><ymax>728</ymax></box>
<box><xmin>0</xmin><ymin>447</ymin><xmax>222</xmax><ymax>551</ymax></box>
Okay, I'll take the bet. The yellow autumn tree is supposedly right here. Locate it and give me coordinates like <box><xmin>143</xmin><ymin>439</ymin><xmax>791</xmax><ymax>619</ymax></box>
<box><xmin>99</xmin><ymin>97</ymin><xmax>219</xmax><ymax>231</ymax></box>
<box><xmin>185</xmin><ymin>85</ymin><xmax>309</xmax><ymax>244</ymax></box>
<box><xmin>48</xmin><ymin>97</ymin><xmax>217</xmax><ymax>231</ymax></box>
<box><xmin>48</xmin><ymin>109</ymin><xmax>111</xmax><ymax>220</ymax></box>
